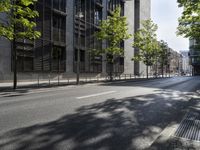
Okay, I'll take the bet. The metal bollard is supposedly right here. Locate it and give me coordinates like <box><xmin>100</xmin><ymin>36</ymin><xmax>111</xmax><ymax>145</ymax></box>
<box><xmin>37</xmin><ymin>74</ymin><xmax>39</xmax><ymax>87</ymax></box>
<box><xmin>48</xmin><ymin>74</ymin><xmax>51</xmax><ymax>86</ymax></box>
<box><xmin>58</xmin><ymin>74</ymin><xmax>60</xmax><ymax>85</ymax></box>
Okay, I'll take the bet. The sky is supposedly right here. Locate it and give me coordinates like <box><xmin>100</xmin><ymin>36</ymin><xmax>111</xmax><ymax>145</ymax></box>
<box><xmin>151</xmin><ymin>0</ymin><xmax>189</xmax><ymax>51</ymax></box>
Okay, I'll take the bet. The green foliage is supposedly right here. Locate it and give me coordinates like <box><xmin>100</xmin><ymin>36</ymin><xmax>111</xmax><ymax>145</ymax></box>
<box><xmin>132</xmin><ymin>19</ymin><xmax>160</xmax><ymax>66</ymax></box>
<box><xmin>95</xmin><ymin>7</ymin><xmax>131</xmax><ymax>62</ymax></box>
<box><xmin>0</xmin><ymin>0</ymin><xmax>41</xmax><ymax>40</ymax></box>
<box><xmin>158</xmin><ymin>40</ymin><xmax>169</xmax><ymax>66</ymax></box>
<box><xmin>177</xmin><ymin>0</ymin><xmax>200</xmax><ymax>39</ymax></box>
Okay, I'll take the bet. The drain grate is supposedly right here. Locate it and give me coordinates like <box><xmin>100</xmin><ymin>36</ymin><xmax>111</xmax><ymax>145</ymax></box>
<box><xmin>174</xmin><ymin>111</ymin><xmax>200</xmax><ymax>141</ymax></box>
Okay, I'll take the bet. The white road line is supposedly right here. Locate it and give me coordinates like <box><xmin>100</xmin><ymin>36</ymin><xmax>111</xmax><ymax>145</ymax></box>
<box><xmin>76</xmin><ymin>91</ymin><xmax>116</xmax><ymax>99</ymax></box>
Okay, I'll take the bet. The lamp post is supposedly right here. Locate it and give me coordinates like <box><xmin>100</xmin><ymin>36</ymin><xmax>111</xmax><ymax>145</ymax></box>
<box><xmin>76</xmin><ymin>11</ymin><xmax>84</xmax><ymax>85</ymax></box>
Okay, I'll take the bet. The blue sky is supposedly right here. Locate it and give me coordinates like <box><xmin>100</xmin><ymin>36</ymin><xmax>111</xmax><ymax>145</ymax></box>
<box><xmin>151</xmin><ymin>0</ymin><xmax>189</xmax><ymax>51</ymax></box>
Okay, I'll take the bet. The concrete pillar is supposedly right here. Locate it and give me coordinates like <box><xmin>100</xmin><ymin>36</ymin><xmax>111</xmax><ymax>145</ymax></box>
<box><xmin>124</xmin><ymin>0</ymin><xmax>135</xmax><ymax>74</ymax></box>
<box><xmin>101</xmin><ymin>0</ymin><xmax>108</xmax><ymax>75</ymax></box>
<box><xmin>139</xmin><ymin>0</ymin><xmax>151</xmax><ymax>76</ymax></box>
<box><xmin>66</xmin><ymin>0</ymin><xmax>75</xmax><ymax>74</ymax></box>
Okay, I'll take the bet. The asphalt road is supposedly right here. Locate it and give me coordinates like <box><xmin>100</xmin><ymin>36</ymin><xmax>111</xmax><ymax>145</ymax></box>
<box><xmin>0</xmin><ymin>76</ymin><xmax>200</xmax><ymax>150</ymax></box>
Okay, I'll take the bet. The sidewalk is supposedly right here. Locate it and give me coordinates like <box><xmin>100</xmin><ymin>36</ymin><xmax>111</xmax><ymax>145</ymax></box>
<box><xmin>0</xmin><ymin>75</ymin><xmax>166</xmax><ymax>91</ymax></box>
<box><xmin>149</xmin><ymin>99</ymin><xmax>200</xmax><ymax>150</ymax></box>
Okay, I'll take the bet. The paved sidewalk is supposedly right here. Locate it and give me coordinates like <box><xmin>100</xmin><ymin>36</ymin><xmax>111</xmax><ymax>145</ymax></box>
<box><xmin>0</xmin><ymin>75</ymin><xmax>164</xmax><ymax>91</ymax></box>
<box><xmin>150</xmin><ymin>103</ymin><xmax>200</xmax><ymax>150</ymax></box>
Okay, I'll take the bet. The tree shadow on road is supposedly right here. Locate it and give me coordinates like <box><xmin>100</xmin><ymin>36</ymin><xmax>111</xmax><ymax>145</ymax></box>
<box><xmin>100</xmin><ymin>76</ymin><xmax>200</xmax><ymax>93</ymax></box>
<box><xmin>0</xmin><ymin>90</ymin><xmax>199</xmax><ymax>150</ymax></box>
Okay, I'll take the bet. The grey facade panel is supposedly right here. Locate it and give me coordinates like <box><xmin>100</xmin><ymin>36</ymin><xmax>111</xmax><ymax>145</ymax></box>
<box><xmin>0</xmin><ymin>37</ymin><xmax>12</xmax><ymax>80</ymax></box>
<box><xmin>66</xmin><ymin>0</ymin><xmax>75</xmax><ymax>74</ymax></box>
<box><xmin>124</xmin><ymin>0</ymin><xmax>135</xmax><ymax>74</ymax></box>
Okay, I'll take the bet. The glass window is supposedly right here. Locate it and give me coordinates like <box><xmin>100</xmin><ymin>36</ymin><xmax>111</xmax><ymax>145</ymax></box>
<box><xmin>53</xmin><ymin>0</ymin><xmax>66</xmax><ymax>12</ymax></box>
<box><xmin>53</xmin><ymin>14</ymin><xmax>66</xmax><ymax>42</ymax></box>
<box><xmin>53</xmin><ymin>0</ymin><xmax>59</xmax><ymax>10</ymax></box>
<box><xmin>52</xmin><ymin>46</ymin><xmax>66</xmax><ymax>72</ymax></box>
<box><xmin>94</xmin><ymin>9</ymin><xmax>102</xmax><ymax>25</ymax></box>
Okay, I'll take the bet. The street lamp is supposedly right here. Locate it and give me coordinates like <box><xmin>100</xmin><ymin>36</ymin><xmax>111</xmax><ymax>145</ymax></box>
<box><xmin>76</xmin><ymin>11</ymin><xmax>84</xmax><ymax>85</ymax></box>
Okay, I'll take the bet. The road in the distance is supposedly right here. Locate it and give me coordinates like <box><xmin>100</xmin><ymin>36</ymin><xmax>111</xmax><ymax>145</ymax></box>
<box><xmin>0</xmin><ymin>76</ymin><xmax>200</xmax><ymax>150</ymax></box>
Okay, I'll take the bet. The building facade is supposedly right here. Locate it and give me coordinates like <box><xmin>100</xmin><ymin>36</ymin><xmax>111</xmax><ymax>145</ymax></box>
<box><xmin>0</xmin><ymin>0</ymin><xmax>151</xmax><ymax>81</ymax></box>
<box><xmin>169</xmin><ymin>49</ymin><xmax>182</xmax><ymax>75</ymax></box>
<box><xmin>189</xmin><ymin>39</ymin><xmax>200</xmax><ymax>75</ymax></box>
<box><xmin>180</xmin><ymin>51</ymin><xmax>192</xmax><ymax>75</ymax></box>
<box><xmin>150</xmin><ymin>47</ymin><xmax>183</xmax><ymax>76</ymax></box>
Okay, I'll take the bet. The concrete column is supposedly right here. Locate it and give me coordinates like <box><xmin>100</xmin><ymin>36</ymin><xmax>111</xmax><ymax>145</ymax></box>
<box><xmin>139</xmin><ymin>0</ymin><xmax>151</xmax><ymax>76</ymax></box>
<box><xmin>66</xmin><ymin>0</ymin><xmax>75</xmax><ymax>74</ymax></box>
<box><xmin>0</xmin><ymin>13</ymin><xmax>12</xmax><ymax>81</ymax></box>
<box><xmin>124</xmin><ymin>0</ymin><xmax>135</xmax><ymax>74</ymax></box>
<box><xmin>101</xmin><ymin>0</ymin><xmax>108</xmax><ymax>75</ymax></box>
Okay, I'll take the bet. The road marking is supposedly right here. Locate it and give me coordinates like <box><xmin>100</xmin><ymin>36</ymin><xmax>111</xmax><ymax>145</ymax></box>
<box><xmin>76</xmin><ymin>91</ymin><xmax>116</xmax><ymax>99</ymax></box>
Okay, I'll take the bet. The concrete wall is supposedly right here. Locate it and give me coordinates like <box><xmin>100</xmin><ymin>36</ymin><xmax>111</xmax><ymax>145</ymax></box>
<box><xmin>66</xmin><ymin>0</ymin><xmax>75</xmax><ymax>75</ymax></box>
<box><xmin>0</xmin><ymin>37</ymin><xmax>12</xmax><ymax>81</ymax></box>
<box><xmin>101</xmin><ymin>0</ymin><xmax>108</xmax><ymax>75</ymax></box>
<box><xmin>139</xmin><ymin>0</ymin><xmax>151</xmax><ymax>75</ymax></box>
<box><xmin>124</xmin><ymin>0</ymin><xmax>135</xmax><ymax>74</ymax></box>
<box><xmin>0</xmin><ymin>13</ymin><xmax>12</xmax><ymax>81</ymax></box>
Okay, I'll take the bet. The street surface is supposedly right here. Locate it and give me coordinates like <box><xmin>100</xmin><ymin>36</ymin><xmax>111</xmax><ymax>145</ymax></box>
<box><xmin>0</xmin><ymin>76</ymin><xmax>200</xmax><ymax>150</ymax></box>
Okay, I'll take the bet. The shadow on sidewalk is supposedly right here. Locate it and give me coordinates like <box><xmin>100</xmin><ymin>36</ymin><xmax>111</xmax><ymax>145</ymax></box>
<box><xmin>0</xmin><ymin>90</ymin><xmax>199</xmax><ymax>150</ymax></box>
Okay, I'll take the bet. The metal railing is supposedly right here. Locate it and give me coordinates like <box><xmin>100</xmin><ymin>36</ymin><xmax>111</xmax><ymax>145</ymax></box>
<box><xmin>0</xmin><ymin>73</ymin><xmax>185</xmax><ymax>90</ymax></box>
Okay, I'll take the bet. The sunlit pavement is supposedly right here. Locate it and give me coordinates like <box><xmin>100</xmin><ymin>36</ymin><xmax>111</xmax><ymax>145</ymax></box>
<box><xmin>0</xmin><ymin>76</ymin><xmax>200</xmax><ymax>150</ymax></box>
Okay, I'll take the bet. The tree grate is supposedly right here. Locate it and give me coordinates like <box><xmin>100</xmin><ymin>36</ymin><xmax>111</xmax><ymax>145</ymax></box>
<box><xmin>174</xmin><ymin>111</ymin><xmax>200</xmax><ymax>141</ymax></box>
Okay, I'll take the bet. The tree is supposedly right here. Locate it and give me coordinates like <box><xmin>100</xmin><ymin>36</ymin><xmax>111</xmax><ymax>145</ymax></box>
<box><xmin>132</xmin><ymin>19</ymin><xmax>160</xmax><ymax>79</ymax></box>
<box><xmin>0</xmin><ymin>0</ymin><xmax>40</xmax><ymax>89</ymax></box>
<box><xmin>177</xmin><ymin>0</ymin><xmax>200</xmax><ymax>40</ymax></box>
<box><xmin>95</xmin><ymin>7</ymin><xmax>131</xmax><ymax>80</ymax></box>
<box><xmin>158</xmin><ymin>40</ymin><xmax>169</xmax><ymax>77</ymax></box>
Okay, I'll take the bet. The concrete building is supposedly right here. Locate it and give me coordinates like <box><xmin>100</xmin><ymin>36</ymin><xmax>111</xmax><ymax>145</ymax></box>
<box><xmin>0</xmin><ymin>0</ymin><xmax>151</xmax><ymax>81</ymax></box>
<box><xmin>180</xmin><ymin>51</ymin><xmax>192</xmax><ymax>74</ymax></box>
<box><xmin>189</xmin><ymin>39</ymin><xmax>200</xmax><ymax>75</ymax></box>
<box><xmin>150</xmin><ymin>46</ymin><xmax>183</xmax><ymax>76</ymax></box>
<box><xmin>169</xmin><ymin>49</ymin><xmax>182</xmax><ymax>75</ymax></box>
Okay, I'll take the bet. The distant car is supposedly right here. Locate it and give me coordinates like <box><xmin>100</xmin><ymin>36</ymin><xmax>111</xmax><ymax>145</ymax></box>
<box><xmin>174</xmin><ymin>73</ymin><xmax>179</xmax><ymax>76</ymax></box>
<box><xmin>181</xmin><ymin>72</ymin><xmax>186</xmax><ymax>76</ymax></box>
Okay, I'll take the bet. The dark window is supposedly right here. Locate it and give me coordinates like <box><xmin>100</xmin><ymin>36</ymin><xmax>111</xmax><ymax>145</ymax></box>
<box><xmin>45</xmin><ymin>0</ymin><xmax>51</xmax><ymax>6</ymax></box>
<box><xmin>53</xmin><ymin>0</ymin><xmax>66</xmax><ymax>12</ymax></box>
<box><xmin>52</xmin><ymin>46</ymin><xmax>66</xmax><ymax>72</ymax></box>
<box><xmin>94</xmin><ymin>8</ymin><xmax>102</xmax><ymax>25</ymax></box>
<box><xmin>74</xmin><ymin>49</ymin><xmax>85</xmax><ymax>62</ymax></box>
<box><xmin>53</xmin><ymin>14</ymin><xmax>66</xmax><ymax>42</ymax></box>
<box><xmin>53</xmin><ymin>0</ymin><xmax>59</xmax><ymax>10</ymax></box>
<box><xmin>15</xmin><ymin>41</ymin><xmax>34</xmax><ymax>72</ymax></box>
<box><xmin>75</xmin><ymin>0</ymin><xmax>85</xmax><ymax>17</ymax></box>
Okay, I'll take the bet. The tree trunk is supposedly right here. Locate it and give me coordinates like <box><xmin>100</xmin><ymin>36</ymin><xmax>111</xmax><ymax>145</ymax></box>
<box><xmin>146</xmin><ymin>65</ymin><xmax>148</xmax><ymax>79</ymax></box>
<box><xmin>161</xmin><ymin>64</ymin><xmax>164</xmax><ymax>78</ymax></box>
<box><xmin>109</xmin><ymin>62</ymin><xmax>113</xmax><ymax>81</ymax></box>
<box><xmin>155</xmin><ymin>61</ymin><xmax>158</xmax><ymax>78</ymax></box>
<box><xmin>13</xmin><ymin>38</ymin><xmax>17</xmax><ymax>89</ymax></box>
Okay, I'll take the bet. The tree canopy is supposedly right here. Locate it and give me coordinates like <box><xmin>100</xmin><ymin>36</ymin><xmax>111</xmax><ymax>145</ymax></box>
<box><xmin>0</xmin><ymin>0</ymin><xmax>40</xmax><ymax>40</ymax></box>
<box><xmin>132</xmin><ymin>19</ymin><xmax>160</xmax><ymax>78</ymax></box>
<box><xmin>132</xmin><ymin>19</ymin><xmax>160</xmax><ymax>66</ymax></box>
<box><xmin>95</xmin><ymin>7</ymin><xmax>131</xmax><ymax>61</ymax></box>
<box><xmin>177</xmin><ymin>0</ymin><xmax>200</xmax><ymax>39</ymax></box>
<box><xmin>0</xmin><ymin>0</ymin><xmax>40</xmax><ymax>89</ymax></box>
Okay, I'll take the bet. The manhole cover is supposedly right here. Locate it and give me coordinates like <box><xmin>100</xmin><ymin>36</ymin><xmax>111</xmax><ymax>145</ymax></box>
<box><xmin>174</xmin><ymin>111</ymin><xmax>200</xmax><ymax>141</ymax></box>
